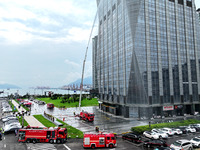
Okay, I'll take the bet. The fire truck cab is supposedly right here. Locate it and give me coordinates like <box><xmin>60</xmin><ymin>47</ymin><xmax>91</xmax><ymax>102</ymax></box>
<box><xmin>83</xmin><ymin>133</ymin><xmax>117</xmax><ymax>149</ymax></box>
<box><xmin>18</xmin><ymin>127</ymin><xmax>67</xmax><ymax>144</ymax></box>
<box><xmin>47</xmin><ymin>103</ymin><xmax>54</xmax><ymax>109</ymax></box>
<box><xmin>80</xmin><ymin>111</ymin><xmax>95</xmax><ymax>122</ymax></box>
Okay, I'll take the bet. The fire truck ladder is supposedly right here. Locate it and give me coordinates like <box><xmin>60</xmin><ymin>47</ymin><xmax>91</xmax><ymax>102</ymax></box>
<box><xmin>78</xmin><ymin>8</ymin><xmax>98</xmax><ymax>111</ymax></box>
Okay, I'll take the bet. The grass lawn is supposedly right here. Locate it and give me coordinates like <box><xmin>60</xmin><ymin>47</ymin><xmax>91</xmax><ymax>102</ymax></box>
<box><xmin>33</xmin><ymin>115</ymin><xmax>56</xmax><ymax>127</ymax></box>
<box><xmin>37</xmin><ymin>97</ymin><xmax>98</xmax><ymax>108</ymax></box>
<box><xmin>56</xmin><ymin>119</ymin><xmax>84</xmax><ymax>138</ymax></box>
<box><xmin>33</xmin><ymin>115</ymin><xmax>83</xmax><ymax>138</ymax></box>
<box><xmin>17</xmin><ymin>116</ymin><xmax>29</xmax><ymax>126</ymax></box>
<box><xmin>9</xmin><ymin>100</ymin><xmax>18</xmax><ymax>112</ymax></box>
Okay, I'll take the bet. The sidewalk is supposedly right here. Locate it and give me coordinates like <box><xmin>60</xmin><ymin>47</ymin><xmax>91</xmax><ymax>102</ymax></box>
<box><xmin>11</xmin><ymin>99</ymin><xmax>26</xmax><ymax>112</ymax></box>
<box><xmin>24</xmin><ymin>115</ymin><xmax>45</xmax><ymax>128</ymax></box>
<box><xmin>12</xmin><ymin>99</ymin><xmax>45</xmax><ymax>127</ymax></box>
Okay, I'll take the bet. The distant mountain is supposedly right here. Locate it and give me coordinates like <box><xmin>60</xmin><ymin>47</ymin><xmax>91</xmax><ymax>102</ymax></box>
<box><xmin>0</xmin><ymin>83</ymin><xmax>20</xmax><ymax>89</ymax></box>
<box><xmin>69</xmin><ymin>76</ymin><xmax>92</xmax><ymax>85</ymax></box>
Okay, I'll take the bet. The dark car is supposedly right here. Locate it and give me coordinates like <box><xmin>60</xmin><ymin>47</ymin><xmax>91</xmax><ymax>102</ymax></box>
<box><xmin>143</xmin><ymin>139</ymin><xmax>168</xmax><ymax>148</ymax></box>
<box><xmin>177</xmin><ymin>126</ymin><xmax>187</xmax><ymax>134</ymax></box>
<box><xmin>154</xmin><ymin>147</ymin><xmax>172</xmax><ymax>150</ymax></box>
<box><xmin>122</xmin><ymin>133</ymin><xmax>142</xmax><ymax>143</ymax></box>
<box><xmin>189</xmin><ymin>124</ymin><xmax>200</xmax><ymax>132</ymax></box>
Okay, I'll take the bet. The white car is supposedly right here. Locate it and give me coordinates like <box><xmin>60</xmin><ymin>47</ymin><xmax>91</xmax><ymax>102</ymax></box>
<box><xmin>160</xmin><ymin>128</ymin><xmax>174</xmax><ymax>136</ymax></box>
<box><xmin>1</xmin><ymin>115</ymin><xmax>13</xmax><ymax>120</ymax></box>
<box><xmin>151</xmin><ymin>129</ymin><xmax>168</xmax><ymax>138</ymax></box>
<box><xmin>4</xmin><ymin>120</ymin><xmax>20</xmax><ymax>126</ymax></box>
<box><xmin>190</xmin><ymin>137</ymin><xmax>200</xmax><ymax>148</ymax></box>
<box><xmin>2</xmin><ymin>117</ymin><xmax>18</xmax><ymax>123</ymax></box>
<box><xmin>172</xmin><ymin>128</ymin><xmax>183</xmax><ymax>135</ymax></box>
<box><xmin>143</xmin><ymin>131</ymin><xmax>159</xmax><ymax>139</ymax></box>
<box><xmin>3</xmin><ymin>123</ymin><xmax>21</xmax><ymax>133</ymax></box>
<box><xmin>186</xmin><ymin>127</ymin><xmax>196</xmax><ymax>133</ymax></box>
<box><xmin>170</xmin><ymin>139</ymin><xmax>193</xmax><ymax>150</ymax></box>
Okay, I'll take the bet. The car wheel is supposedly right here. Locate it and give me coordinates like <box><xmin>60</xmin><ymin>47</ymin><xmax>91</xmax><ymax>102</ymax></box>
<box><xmin>198</xmin><ymin>144</ymin><xmax>200</xmax><ymax>148</ymax></box>
<box><xmin>57</xmin><ymin>139</ymin><xmax>61</xmax><ymax>144</ymax></box>
<box><xmin>109</xmin><ymin>144</ymin><xmax>114</xmax><ymax>148</ymax></box>
<box><xmin>49</xmin><ymin>139</ymin><xmax>54</xmax><ymax>144</ymax></box>
<box><xmin>32</xmin><ymin>139</ymin><xmax>36</xmax><ymax>144</ymax></box>
<box><xmin>26</xmin><ymin>139</ymin><xmax>31</xmax><ymax>143</ymax></box>
<box><xmin>159</xmin><ymin>136</ymin><xmax>162</xmax><ymax>139</ymax></box>
<box><xmin>91</xmin><ymin>144</ymin><xmax>95</xmax><ymax>149</ymax></box>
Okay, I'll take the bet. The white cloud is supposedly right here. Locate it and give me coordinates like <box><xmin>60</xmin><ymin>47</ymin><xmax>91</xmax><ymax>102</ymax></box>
<box><xmin>64</xmin><ymin>59</ymin><xmax>80</xmax><ymax>68</ymax></box>
<box><xmin>66</xmin><ymin>27</ymin><xmax>91</xmax><ymax>43</ymax></box>
<box><xmin>0</xmin><ymin>0</ymin><xmax>96</xmax><ymax>44</ymax></box>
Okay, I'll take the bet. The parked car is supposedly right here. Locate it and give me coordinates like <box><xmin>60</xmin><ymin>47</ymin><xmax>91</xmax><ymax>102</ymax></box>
<box><xmin>177</xmin><ymin>126</ymin><xmax>188</xmax><ymax>134</ymax></box>
<box><xmin>151</xmin><ymin>129</ymin><xmax>168</xmax><ymax>139</ymax></box>
<box><xmin>4</xmin><ymin>120</ymin><xmax>20</xmax><ymax>126</ymax></box>
<box><xmin>185</xmin><ymin>127</ymin><xmax>196</xmax><ymax>133</ymax></box>
<box><xmin>2</xmin><ymin>117</ymin><xmax>18</xmax><ymax>123</ymax></box>
<box><xmin>154</xmin><ymin>147</ymin><xmax>172</xmax><ymax>150</ymax></box>
<box><xmin>23</xmin><ymin>102</ymin><xmax>32</xmax><ymax>107</ymax></box>
<box><xmin>143</xmin><ymin>131</ymin><xmax>159</xmax><ymax>139</ymax></box>
<box><xmin>189</xmin><ymin>124</ymin><xmax>200</xmax><ymax>132</ymax></box>
<box><xmin>122</xmin><ymin>132</ymin><xmax>141</xmax><ymax>143</ymax></box>
<box><xmin>143</xmin><ymin>139</ymin><xmax>168</xmax><ymax>148</ymax></box>
<box><xmin>38</xmin><ymin>101</ymin><xmax>45</xmax><ymax>105</ymax></box>
<box><xmin>171</xmin><ymin>128</ymin><xmax>183</xmax><ymax>135</ymax></box>
<box><xmin>160</xmin><ymin>128</ymin><xmax>174</xmax><ymax>136</ymax></box>
<box><xmin>170</xmin><ymin>139</ymin><xmax>193</xmax><ymax>150</ymax></box>
<box><xmin>190</xmin><ymin>137</ymin><xmax>200</xmax><ymax>148</ymax></box>
<box><xmin>3</xmin><ymin>123</ymin><xmax>21</xmax><ymax>133</ymax></box>
<box><xmin>1</xmin><ymin>115</ymin><xmax>13</xmax><ymax>120</ymax></box>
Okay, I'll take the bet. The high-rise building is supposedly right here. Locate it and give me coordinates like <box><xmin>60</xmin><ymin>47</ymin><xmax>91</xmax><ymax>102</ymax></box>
<box><xmin>93</xmin><ymin>0</ymin><xmax>200</xmax><ymax>118</ymax></box>
<box><xmin>197</xmin><ymin>8</ymin><xmax>200</xmax><ymax>22</ymax></box>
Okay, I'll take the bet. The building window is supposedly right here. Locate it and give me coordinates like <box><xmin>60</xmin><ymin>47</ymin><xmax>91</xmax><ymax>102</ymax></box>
<box><xmin>112</xmin><ymin>4</ymin><xmax>116</xmax><ymax>11</ymax></box>
<box><xmin>169</xmin><ymin>0</ymin><xmax>175</xmax><ymax>2</ymax></box>
<box><xmin>187</xmin><ymin>0</ymin><xmax>192</xmax><ymax>7</ymax></box>
<box><xmin>104</xmin><ymin>15</ymin><xmax>106</xmax><ymax>21</ymax></box>
<box><xmin>107</xmin><ymin>10</ymin><xmax>110</xmax><ymax>16</ymax></box>
<box><xmin>178</xmin><ymin>0</ymin><xmax>183</xmax><ymax>5</ymax></box>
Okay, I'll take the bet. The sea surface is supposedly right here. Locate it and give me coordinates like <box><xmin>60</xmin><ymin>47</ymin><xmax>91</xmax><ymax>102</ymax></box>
<box><xmin>0</xmin><ymin>88</ymin><xmax>89</xmax><ymax>97</ymax></box>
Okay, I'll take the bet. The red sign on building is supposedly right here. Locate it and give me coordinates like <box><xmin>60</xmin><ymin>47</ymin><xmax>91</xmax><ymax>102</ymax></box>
<box><xmin>163</xmin><ymin>105</ymin><xmax>174</xmax><ymax>111</ymax></box>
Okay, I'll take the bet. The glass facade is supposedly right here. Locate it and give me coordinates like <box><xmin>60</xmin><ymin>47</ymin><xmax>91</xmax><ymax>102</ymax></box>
<box><xmin>93</xmin><ymin>0</ymin><xmax>200</xmax><ymax>118</ymax></box>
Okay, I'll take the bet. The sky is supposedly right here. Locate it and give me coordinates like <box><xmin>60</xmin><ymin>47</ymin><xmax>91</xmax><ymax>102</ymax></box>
<box><xmin>0</xmin><ymin>0</ymin><xmax>97</xmax><ymax>88</ymax></box>
<box><xmin>0</xmin><ymin>0</ymin><xmax>200</xmax><ymax>88</ymax></box>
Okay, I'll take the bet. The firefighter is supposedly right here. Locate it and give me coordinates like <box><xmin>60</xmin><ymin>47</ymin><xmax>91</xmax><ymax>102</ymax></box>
<box><xmin>95</xmin><ymin>126</ymin><xmax>99</xmax><ymax>132</ymax></box>
<box><xmin>0</xmin><ymin>131</ymin><xmax>2</xmax><ymax>140</ymax></box>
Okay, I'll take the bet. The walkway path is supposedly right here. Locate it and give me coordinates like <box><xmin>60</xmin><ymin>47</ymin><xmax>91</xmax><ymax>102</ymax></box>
<box><xmin>12</xmin><ymin>99</ymin><xmax>45</xmax><ymax>127</ymax></box>
<box><xmin>11</xmin><ymin>99</ymin><xmax>26</xmax><ymax>112</ymax></box>
<box><xmin>24</xmin><ymin>115</ymin><xmax>45</xmax><ymax>127</ymax></box>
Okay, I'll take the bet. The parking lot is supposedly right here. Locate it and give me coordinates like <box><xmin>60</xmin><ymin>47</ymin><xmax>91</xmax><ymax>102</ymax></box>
<box><xmin>121</xmin><ymin>130</ymin><xmax>200</xmax><ymax>149</ymax></box>
<box><xmin>2</xmin><ymin>99</ymin><xmax>200</xmax><ymax>150</ymax></box>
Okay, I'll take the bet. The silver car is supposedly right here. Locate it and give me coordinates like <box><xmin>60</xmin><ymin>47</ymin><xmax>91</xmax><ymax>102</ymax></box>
<box><xmin>170</xmin><ymin>139</ymin><xmax>193</xmax><ymax>150</ymax></box>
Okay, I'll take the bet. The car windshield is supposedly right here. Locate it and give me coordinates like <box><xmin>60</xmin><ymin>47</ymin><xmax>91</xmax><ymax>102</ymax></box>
<box><xmin>158</xmin><ymin>131</ymin><xmax>164</xmax><ymax>134</ymax></box>
<box><xmin>151</xmin><ymin>132</ymin><xmax>157</xmax><ymax>135</ymax></box>
<box><xmin>193</xmin><ymin>138</ymin><xmax>200</xmax><ymax>142</ymax></box>
<box><xmin>173</xmin><ymin>141</ymin><xmax>181</xmax><ymax>147</ymax></box>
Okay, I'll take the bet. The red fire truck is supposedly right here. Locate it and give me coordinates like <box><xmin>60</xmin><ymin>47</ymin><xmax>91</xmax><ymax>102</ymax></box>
<box><xmin>18</xmin><ymin>127</ymin><xmax>67</xmax><ymax>144</ymax></box>
<box><xmin>47</xmin><ymin>103</ymin><xmax>54</xmax><ymax>109</ymax></box>
<box><xmin>83</xmin><ymin>133</ymin><xmax>117</xmax><ymax>149</ymax></box>
<box><xmin>79</xmin><ymin>111</ymin><xmax>95</xmax><ymax>122</ymax></box>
